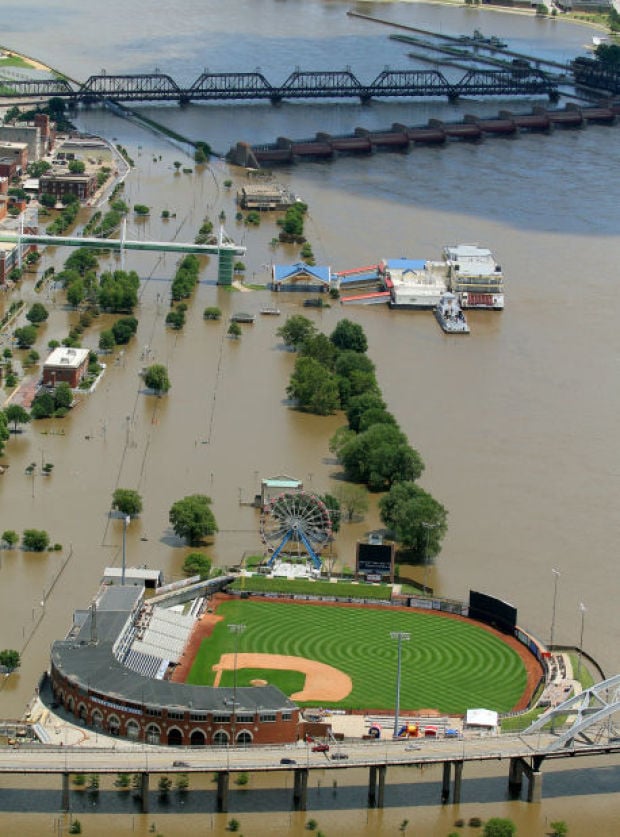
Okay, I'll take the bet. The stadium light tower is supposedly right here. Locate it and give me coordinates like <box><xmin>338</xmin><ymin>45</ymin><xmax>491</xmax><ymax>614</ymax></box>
<box><xmin>577</xmin><ymin>602</ymin><xmax>587</xmax><ymax>679</ymax></box>
<box><xmin>390</xmin><ymin>631</ymin><xmax>410</xmax><ymax>738</ymax></box>
<box><xmin>549</xmin><ymin>568</ymin><xmax>560</xmax><ymax>650</ymax></box>
<box><xmin>229</xmin><ymin>623</ymin><xmax>246</xmax><ymax>745</ymax></box>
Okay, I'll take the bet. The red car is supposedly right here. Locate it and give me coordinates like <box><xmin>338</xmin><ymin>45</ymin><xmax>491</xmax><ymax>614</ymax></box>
<box><xmin>311</xmin><ymin>743</ymin><xmax>329</xmax><ymax>753</ymax></box>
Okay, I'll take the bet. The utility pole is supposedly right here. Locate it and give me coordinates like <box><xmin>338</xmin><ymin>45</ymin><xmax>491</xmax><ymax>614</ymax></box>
<box><xmin>390</xmin><ymin>631</ymin><xmax>410</xmax><ymax>738</ymax></box>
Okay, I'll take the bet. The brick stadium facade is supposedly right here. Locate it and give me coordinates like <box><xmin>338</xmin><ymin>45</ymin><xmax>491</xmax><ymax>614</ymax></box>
<box><xmin>50</xmin><ymin>586</ymin><xmax>301</xmax><ymax>746</ymax></box>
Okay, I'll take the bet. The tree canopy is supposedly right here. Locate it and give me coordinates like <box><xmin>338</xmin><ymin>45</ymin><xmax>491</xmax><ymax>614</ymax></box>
<box><xmin>22</xmin><ymin>529</ymin><xmax>50</xmax><ymax>552</ymax></box>
<box><xmin>339</xmin><ymin>423</ymin><xmax>425</xmax><ymax>491</ymax></box>
<box><xmin>26</xmin><ymin>302</ymin><xmax>49</xmax><ymax>325</ymax></box>
<box><xmin>182</xmin><ymin>552</ymin><xmax>212</xmax><ymax>579</ymax></box>
<box><xmin>98</xmin><ymin>270</ymin><xmax>140</xmax><ymax>313</ymax></box>
<box><xmin>4</xmin><ymin>403</ymin><xmax>31</xmax><ymax>433</ymax></box>
<box><xmin>379</xmin><ymin>481</ymin><xmax>447</xmax><ymax>558</ymax></box>
<box><xmin>14</xmin><ymin>324</ymin><xmax>38</xmax><ymax>348</ymax></box>
<box><xmin>482</xmin><ymin>818</ymin><xmax>517</xmax><ymax>837</ymax></box>
<box><xmin>276</xmin><ymin>315</ymin><xmax>316</xmax><ymax>350</ymax></box>
<box><xmin>0</xmin><ymin>411</ymin><xmax>9</xmax><ymax>456</ymax></box>
<box><xmin>112</xmin><ymin>489</ymin><xmax>143</xmax><ymax>518</ymax></box>
<box><xmin>169</xmin><ymin>494</ymin><xmax>218</xmax><ymax>545</ymax></box>
<box><xmin>287</xmin><ymin>355</ymin><xmax>340</xmax><ymax>415</ymax></box>
<box><xmin>144</xmin><ymin>364</ymin><xmax>171</xmax><ymax>395</ymax></box>
<box><xmin>0</xmin><ymin>649</ymin><xmax>20</xmax><ymax>672</ymax></box>
<box><xmin>330</xmin><ymin>318</ymin><xmax>368</xmax><ymax>353</ymax></box>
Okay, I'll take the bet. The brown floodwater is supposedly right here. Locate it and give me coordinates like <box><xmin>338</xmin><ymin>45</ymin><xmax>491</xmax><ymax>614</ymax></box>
<box><xmin>1</xmin><ymin>0</ymin><xmax>620</xmax><ymax>833</ymax></box>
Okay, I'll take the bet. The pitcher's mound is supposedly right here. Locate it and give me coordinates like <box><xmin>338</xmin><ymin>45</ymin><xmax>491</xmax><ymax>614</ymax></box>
<box><xmin>250</xmin><ymin>679</ymin><xmax>268</xmax><ymax>686</ymax></box>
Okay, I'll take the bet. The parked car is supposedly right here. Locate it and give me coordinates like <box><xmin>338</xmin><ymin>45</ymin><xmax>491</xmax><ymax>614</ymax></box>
<box><xmin>311</xmin><ymin>743</ymin><xmax>329</xmax><ymax>753</ymax></box>
<box><xmin>280</xmin><ymin>757</ymin><xmax>296</xmax><ymax>765</ymax></box>
<box><xmin>172</xmin><ymin>760</ymin><xmax>190</xmax><ymax>767</ymax></box>
<box><xmin>330</xmin><ymin>752</ymin><xmax>349</xmax><ymax>760</ymax></box>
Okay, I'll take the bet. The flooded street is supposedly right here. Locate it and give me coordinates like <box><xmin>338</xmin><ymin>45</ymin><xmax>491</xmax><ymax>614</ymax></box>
<box><xmin>1</xmin><ymin>1</ymin><xmax>620</xmax><ymax>833</ymax></box>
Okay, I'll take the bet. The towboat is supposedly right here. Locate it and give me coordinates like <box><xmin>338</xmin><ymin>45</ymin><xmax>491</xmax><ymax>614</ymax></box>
<box><xmin>435</xmin><ymin>292</ymin><xmax>470</xmax><ymax>334</ymax></box>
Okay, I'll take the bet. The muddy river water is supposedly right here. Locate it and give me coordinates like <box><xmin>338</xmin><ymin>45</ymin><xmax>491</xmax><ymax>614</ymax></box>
<box><xmin>0</xmin><ymin>1</ymin><xmax>619</xmax><ymax>834</ymax></box>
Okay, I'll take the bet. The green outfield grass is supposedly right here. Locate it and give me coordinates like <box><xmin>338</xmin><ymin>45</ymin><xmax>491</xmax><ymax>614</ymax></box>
<box><xmin>187</xmin><ymin>599</ymin><xmax>527</xmax><ymax>713</ymax></box>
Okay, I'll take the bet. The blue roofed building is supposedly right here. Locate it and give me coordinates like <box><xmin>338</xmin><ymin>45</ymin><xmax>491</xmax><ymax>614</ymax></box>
<box><xmin>272</xmin><ymin>262</ymin><xmax>332</xmax><ymax>293</ymax></box>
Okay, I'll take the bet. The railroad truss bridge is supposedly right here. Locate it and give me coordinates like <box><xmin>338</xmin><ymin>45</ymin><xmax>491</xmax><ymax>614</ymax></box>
<box><xmin>0</xmin><ymin>68</ymin><xmax>558</xmax><ymax>105</ymax></box>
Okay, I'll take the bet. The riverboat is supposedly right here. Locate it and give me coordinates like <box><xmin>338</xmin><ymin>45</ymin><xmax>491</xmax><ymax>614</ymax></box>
<box><xmin>260</xmin><ymin>306</ymin><xmax>281</xmax><ymax>316</ymax></box>
<box><xmin>443</xmin><ymin>244</ymin><xmax>505</xmax><ymax>310</ymax></box>
<box><xmin>435</xmin><ymin>292</ymin><xmax>470</xmax><ymax>334</ymax></box>
<box><xmin>460</xmin><ymin>30</ymin><xmax>507</xmax><ymax>49</ymax></box>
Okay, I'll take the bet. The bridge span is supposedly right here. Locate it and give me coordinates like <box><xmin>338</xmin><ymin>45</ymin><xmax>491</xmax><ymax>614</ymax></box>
<box><xmin>0</xmin><ymin>227</ymin><xmax>246</xmax><ymax>286</ymax></box>
<box><xmin>0</xmin><ymin>67</ymin><xmax>557</xmax><ymax>105</ymax></box>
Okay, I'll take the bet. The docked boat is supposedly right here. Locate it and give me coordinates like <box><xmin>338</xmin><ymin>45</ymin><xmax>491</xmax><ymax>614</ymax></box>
<box><xmin>443</xmin><ymin>244</ymin><xmax>504</xmax><ymax>310</ymax></box>
<box><xmin>260</xmin><ymin>306</ymin><xmax>281</xmax><ymax>316</ymax></box>
<box><xmin>459</xmin><ymin>29</ymin><xmax>507</xmax><ymax>49</ymax></box>
<box><xmin>435</xmin><ymin>292</ymin><xmax>470</xmax><ymax>334</ymax></box>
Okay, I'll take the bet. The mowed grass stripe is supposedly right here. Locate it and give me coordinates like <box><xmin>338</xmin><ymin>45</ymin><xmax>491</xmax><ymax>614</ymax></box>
<box><xmin>187</xmin><ymin>600</ymin><xmax>527</xmax><ymax>713</ymax></box>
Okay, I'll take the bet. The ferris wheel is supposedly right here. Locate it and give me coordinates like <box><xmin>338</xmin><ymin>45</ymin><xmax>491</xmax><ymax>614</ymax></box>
<box><xmin>260</xmin><ymin>491</ymin><xmax>333</xmax><ymax>570</ymax></box>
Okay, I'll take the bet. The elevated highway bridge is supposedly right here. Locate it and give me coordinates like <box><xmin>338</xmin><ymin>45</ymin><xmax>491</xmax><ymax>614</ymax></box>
<box><xmin>2</xmin><ymin>675</ymin><xmax>620</xmax><ymax>814</ymax></box>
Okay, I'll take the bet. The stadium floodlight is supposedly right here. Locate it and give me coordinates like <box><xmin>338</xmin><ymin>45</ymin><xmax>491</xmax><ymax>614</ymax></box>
<box><xmin>390</xmin><ymin>631</ymin><xmax>411</xmax><ymax>738</ymax></box>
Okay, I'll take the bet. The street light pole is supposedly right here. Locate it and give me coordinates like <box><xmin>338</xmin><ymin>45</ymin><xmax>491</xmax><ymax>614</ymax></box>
<box><xmin>577</xmin><ymin>602</ymin><xmax>587</xmax><ymax>679</ymax></box>
<box><xmin>549</xmin><ymin>568</ymin><xmax>560</xmax><ymax>650</ymax></box>
<box><xmin>390</xmin><ymin>631</ymin><xmax>410</xmax><ymax>738</ymax></box>
<box><xmin>121</xmin><ymin>516</ymin><xmax>130</xmax><ymax>585</ymax></box>
<box><xmin>229</xmin><ymin>623</ymin><xmax>246</xmax><ymax>746</ymax></box>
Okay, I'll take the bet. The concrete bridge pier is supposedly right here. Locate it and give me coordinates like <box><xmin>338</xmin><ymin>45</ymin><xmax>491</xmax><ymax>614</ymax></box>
<box><xmin>293</xmin><ymin>768</ymin><xmax>308</xmax><ymax>810</ymax></box>
<box><xmin>441</xmin><ymin>762</ymin><xmax>451</xmax><ymax>803</ymax></box>
<box><xmin>453</xmin><ymin>761</ymin><xmax>463</xmax><ymax>804</ymax></box>
<box><xmin>508</xmin><ymin>757</ymin><xmax>524</xmax><ymax>797</ymax></box>
<box><xmin>368</xmin><ymin>765</ymin><xmax>377</xmax><ymax>807</ymax></box>
<box><xmin>440</xmin><ymin>760</ymin><xmax>464</xmax><ymax>803</ymax></box>
<box><xmin>61</xmin><ymin>772</ymin><xmax>70</xmax><ymax>812</ymax></box>
<box><xmin>140</xmin><ymin>772</ymin><xmax>149</xmax><ymax>813</ymax></box>
<box><xmin>216</xmin><ymin>771</ymin><xmax>229</xmax><ymax>812</ymax></box>
<box><xmin>377</xmin><ymin>764</ymin><xmax>387</xmax><ymax>808</ymax></box>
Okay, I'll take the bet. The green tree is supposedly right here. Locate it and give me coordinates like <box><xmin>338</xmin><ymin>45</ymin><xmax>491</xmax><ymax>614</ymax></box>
<box><xmin>0</xmin><ymin>649</ymin><xmax>20</xmax><ymax>672</ymax></box>
<box><xmin>182</xmin><ymin>552</ymin><xmax>212</xmax><ymax>579</ymax></box>
<box><xmin>276</xmin><ymin>315</ymin><xmax>316</xmax><ymax>350</ymax></box>
<box><xmin>345</xmin><ymin>392</ymin><xmax>387</xmax><ymax>433</ymax></box>
<box><xmin>99</xmin><ymin>330</ymin><xmax>115</xmax><ymax>352</ymax></box>
<box><xmin>549</xmin><ymin>822</ymin><xmax>568</xmax><ymax>837</ymax></box>
<box><xmin>169</xmin><ymin>494</ymin><xmax>218</xmax><ymax>545</ymax></box>
<box><xmin>339</xmin><ymin>424</ymin><xmax>425</xmax><ymax>491</ymax></box>
<box><xmin>144</xmin><ymin>364</ymin><xmax>171</xmax><ymax>395</ymax></box>
<box><xmin>287</xmin><ymin>355</ymin><xmax>340</xmax><ymax>415</ymax></box>
<box><xmin>379</xmin><ymin>482</ymin><xmax>447</xmax><ymax>558</ymax></box>
<box><xmin>204</xmin><ymin>306</ymin><xmax>222</xmax><ymax>320</ymax></box>
<box><xmin>14</xmin><ymin>325</ymin><xmax>38</xmax><ymax>348</ymax></box>
<box><xmin>54</xmin><ymin>382</ymin><xmax>73</xmax><ymax>411</ymax></box>
<box><xmin>65</xmin><ymin>248</ymin><xmax>99</xmax><ymax>275</ymax></box>
<box><xmin>482</xmin><ymin>818</ymin><xmax>516</xmax><ymax>837</ymax></box>
<box><xmin>228</xmin><ymin>321</ymin><xmax>242</xmax><ymax>339</ymax></box>
<box><xmin>68</xmin><ymin>159</ymin><xmax>85</xmax><ymax>174</ymax></box>
<box><xmin>334</xmin><ymin>484</ymin><xmax>369</xmax><ymax>522</ymax></box>
<box><xmin>300</xmin><ymin>332</ymin><xmax>339</xmax><ymax>370</ymax></box>
<box><xmin>330</xmin><ymin>319</ymin><xmax>368</xmax><ymax>353</ymax></box>
<box><xmin>22</xmin><ymin>529</ymin><xmax>50</xmax><ymax>552</ymax></box>
<box><xmin>133</xmin><ymin>204</ymin><xmax>150</xmax><ymax>215</ymax></box>
<box><xmin>112</xmin><ymin>489</ymin><xmax>143</xmax><ymax>518</ymax></box>
<box><xmin>98</xmin><ymin>270</ymin><xmax>140</xmax><ymax>312</ymax></box>
<box><xmin>0</xmin><ymin>411</ymin><xmax>9</xmax><ymax>455</ymax></box>
<box><xmin>4</xmin><ymin>403</ymin><xmax>31</xmax><ymax>433</ymax></box>
<box><xmin>25</xmin><ymin>302</ymin><xmax>49</xmax><ymax>326</ymax></box>
<box><xmin>30</xmin><ymin>390</ymin><xmax>55</xmax><ymax>419</ymax></box>
<box><xmin>1</xmin><ymin>530</ymin><xmax>19</xmax><ymax>549</ymax></box>
<box><xmin>66</xmin><ymin>279</ymin><xmax>85</xmax><ymax>308</ymax></box>
<box><xmin>111</xmin><ymin>316</ymin><xmax>138</xmax><ymax>344</ymax></box>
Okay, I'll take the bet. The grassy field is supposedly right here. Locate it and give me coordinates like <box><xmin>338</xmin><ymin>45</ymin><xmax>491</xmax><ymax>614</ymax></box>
<box><xmin>187</xmin><ymin>599</ymin><xmax>527</xmax><ymax>713</ymax></box>
<box><xmin>230</xmin><ymin>576</ymin><xmax>394</xmax><ymax>600</ymax></box>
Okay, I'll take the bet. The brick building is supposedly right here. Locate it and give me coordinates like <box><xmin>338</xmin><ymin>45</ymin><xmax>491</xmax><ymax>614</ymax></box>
<box><xmin>42</xmin><ymin>347</ymin><xmax>90</xmax><ymax>387</ymax></box>
<box><xmin>50</xmin><ymin>585</ymin><xmax>301</xmax><ymax>746</ymax></box>
<box><xmin>39</xmin><ymin>171</ymin><xmax>97</xmax><ymax>201</ymax></box>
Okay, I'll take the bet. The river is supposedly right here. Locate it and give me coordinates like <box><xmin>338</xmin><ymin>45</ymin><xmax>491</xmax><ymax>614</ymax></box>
<box><xmin>0</xmin><ymin>1</ymin><xmax>619</xmax><ymax>834</ymax></box>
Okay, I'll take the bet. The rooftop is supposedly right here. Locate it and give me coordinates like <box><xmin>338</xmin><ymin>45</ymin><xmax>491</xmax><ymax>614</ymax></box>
<box><xmin>44</xmin><ymin>346</ymin><xmax>89</xmax><ymax>369</ymax></box>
